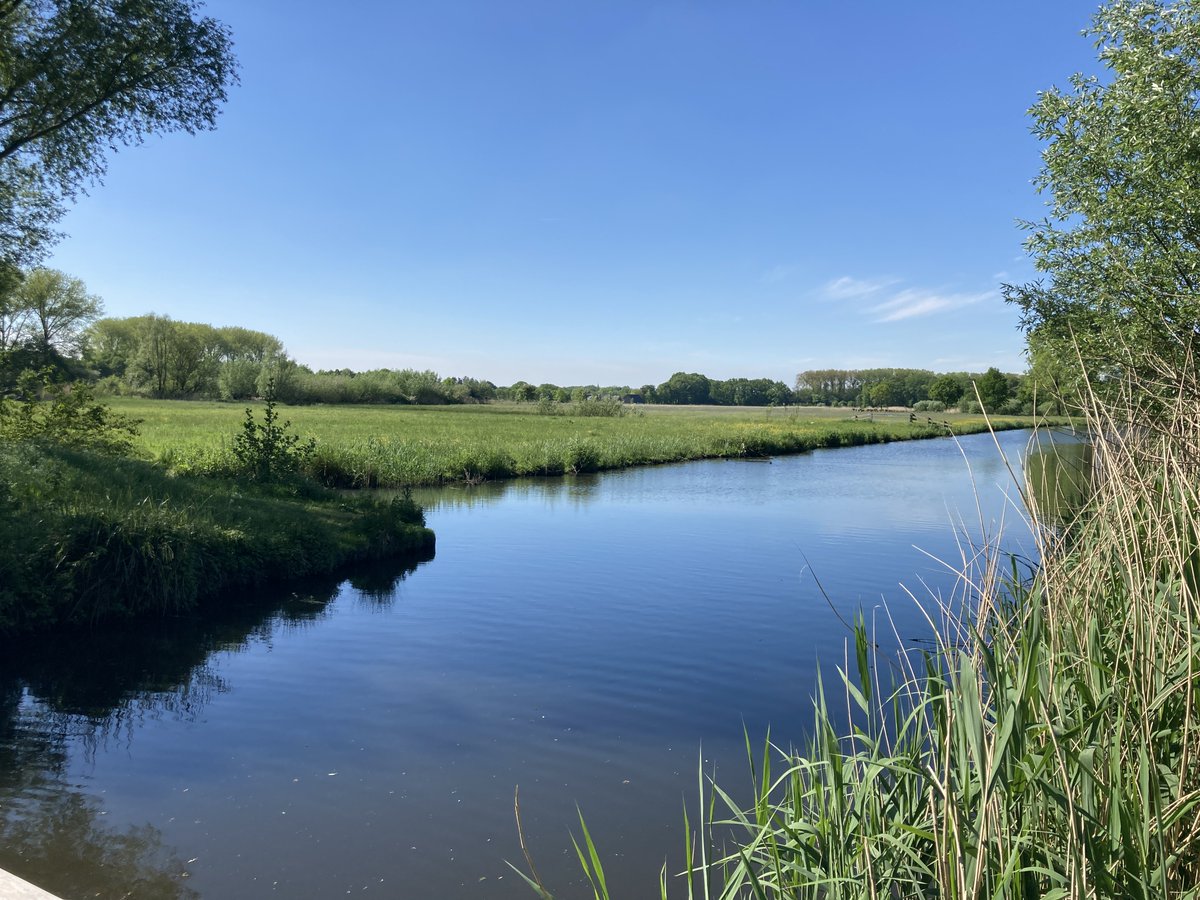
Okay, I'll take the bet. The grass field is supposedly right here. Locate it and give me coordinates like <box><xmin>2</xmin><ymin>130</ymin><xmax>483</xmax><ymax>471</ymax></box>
<box><xmin>109</xmin><ymin>398</ymin><xmax>1041</xmax><ymax>488</ymax></box>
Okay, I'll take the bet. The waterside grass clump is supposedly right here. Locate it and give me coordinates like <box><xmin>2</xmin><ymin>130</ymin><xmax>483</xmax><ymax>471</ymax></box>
<box><xmin>523</xmin><ymin>375</ymin><xmax>1200</xmax><ymax>898</ymax></box>
<box><xmin>0</xmin><ymin>440</ymin><xmax>434</xmax><ymax>634</ymax></box>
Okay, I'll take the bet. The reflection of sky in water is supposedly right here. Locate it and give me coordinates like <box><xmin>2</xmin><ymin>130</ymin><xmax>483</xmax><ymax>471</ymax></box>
<box><xmin>1</xmin><ymin>430</ymin><xmax>1042</xmax><ymax>899</ymax></box>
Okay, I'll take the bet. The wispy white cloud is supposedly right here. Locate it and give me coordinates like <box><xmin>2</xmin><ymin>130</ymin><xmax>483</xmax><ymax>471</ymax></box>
<box><xmin>823</xmin><ymin>275</ymin><xmax>996</xmax><ymax>323</ymax></box>
<box><xmin>870</xmin><ymin>288</ymin><xmax>994</xmax><ymax>322</ymax></box>
<box><xmin>823</xmin><ymin>275</ymin><xmax>899</xmax><ymax>300</ymax></box>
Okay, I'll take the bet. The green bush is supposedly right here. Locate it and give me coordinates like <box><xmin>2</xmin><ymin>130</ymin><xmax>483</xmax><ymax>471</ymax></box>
<box><xmin>571</xmin><ymin>397</ymin><xmax>625</xmax><ymax>417</ymax></box>
<box><xmin>913</xmin><ymin>399</ymin><xmax>946</xmax><ymax>412</ymax></box>
<box><xmin>561</xmin><ymin>438</ymin><xmax>600</xmax><ymax>473</ymax></box>
<box><xmin>231</xmin><ymin>378</ymin><xmax>316</xmax><ymax>481</ymax></box>
<box><xmin>535</xmin><ymin>396</ymin><xmax>562</xmax><ymax>416</ymax></box>
<box><xmin>0</xmin><ymin>371</ymin><xmax>140</xmax><ymax>455</ymax></box>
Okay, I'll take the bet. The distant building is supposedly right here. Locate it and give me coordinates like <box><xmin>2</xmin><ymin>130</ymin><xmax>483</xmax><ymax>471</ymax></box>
<box><xmin>621</xmin><ymin>393</ymin><xmax>645</xmax><ymax>404</ymax></box>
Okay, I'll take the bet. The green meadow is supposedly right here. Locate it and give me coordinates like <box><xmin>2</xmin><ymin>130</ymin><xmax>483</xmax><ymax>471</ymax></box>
<box><xmin>111</xmin><ymin>397</ymin><xmax>1041</xmax><ymax>488</ymax></box>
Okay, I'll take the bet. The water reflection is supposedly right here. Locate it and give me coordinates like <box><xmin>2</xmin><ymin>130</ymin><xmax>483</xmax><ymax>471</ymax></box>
<box><xmin>0</xmin><ymin>739</ymin><xmax>201</xmax><ymax>900</ymax></box>
<box><xmin>0</xmin><ymin>432</ymin><xmax>1046</xmax><ymax>899</ymax></box>
<box><xmin>0</xmin><ymin>551</ymin><xmax>432</xmax><ymax>898</ymax></box>
<box><xmin>410</xmin><ymin>472</ymin><xmax>607</xmax><ymax>511</ymax></box>
<box><xmin>1026</xmin><ymin>434</ymin><xmax>1093</xmax><ymax>526</ymax></box>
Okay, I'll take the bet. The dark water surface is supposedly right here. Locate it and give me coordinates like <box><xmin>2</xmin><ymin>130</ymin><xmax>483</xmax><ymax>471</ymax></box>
<box><xmin>0</xmin><ymin>430</ymin><xmax>1045</xmax><ymax>899</ymax></box>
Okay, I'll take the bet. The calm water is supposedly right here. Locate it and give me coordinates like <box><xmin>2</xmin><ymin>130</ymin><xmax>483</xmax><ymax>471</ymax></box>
<box><xmin>0</xmin><ymin>430</ymin><xmax>1044</xmax><ymax>899</ymax></box>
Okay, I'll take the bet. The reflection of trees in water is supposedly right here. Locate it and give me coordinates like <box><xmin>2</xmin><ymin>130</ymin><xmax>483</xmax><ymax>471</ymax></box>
<box><xmin>0</xmin><ymin>704</ymin><xmax>200</xmax><ymax>899</ymax></box>
<box><xmin>1</xmin><ymin>762</ymin><xmax>201</xmax><ymax>900</ymax></box>
<box><xmin>0</xmin><ymin>552</ymin><xmax>430</xmax><ymax>724</ymax></box>
<box><xmin>345</xmin><ymin>556</ymin><xmax>425</xmax><ymax>605</ymax></box>
<box><xmin>0</xmin><ymin>551</ymin><xmax>431</xmax><ymax>898</ymax></box>
<box><xmin>409</xmin><ymin>474</ymin><xmax>605</xmax><ymax>512</ymax></box>
<box><xmin>1026</xmin><ymin>439</ymin><xmax>1093</xmax><ymax>527</ymax></box>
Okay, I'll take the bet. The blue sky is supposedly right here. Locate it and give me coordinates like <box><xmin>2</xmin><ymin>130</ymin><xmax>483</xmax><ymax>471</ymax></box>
<box><xmin>49</xmin><ymin>1</ymin><xmax>1103</xmax><ymax>386</ymax></box>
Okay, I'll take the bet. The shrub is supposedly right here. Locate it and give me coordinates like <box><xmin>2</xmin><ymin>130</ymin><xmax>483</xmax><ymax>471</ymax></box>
<box><xmin>571</xmin><ymin>397</ymin><xmax>625</xmax><ymax>417</ymax></box>
<box><xmin>0</xmin><ymin>371</ymin><xmax>140</xmax><ymax>455</ymax></box>
<box><xmin>218</xmin><ymin>358</ymin><xmax>261</xmax><ymax>401</ymax></box>
<box><xmin>535</xmin><ymin>396</ymin><xmax>562</xmax><ymax>416</ymax></box>
<box><xmin>231</xmin><ymin>378</ymin><xmax>316</xmax><ymax>481</ymax></box>
<box><xmin>561</xmin><ymin>438</ymin><xmax>600</xmax><ymax>474</ymax></box>
<box><xmin>913</xmin><ymin>399</ymin><xmax>946</xmax><ymax>412</ymax></box>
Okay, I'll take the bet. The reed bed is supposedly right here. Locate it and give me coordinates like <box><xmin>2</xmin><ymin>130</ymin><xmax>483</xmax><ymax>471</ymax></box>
<box><xmin>521</xmin><ymin>367</ymin><xmax>1200</xmax><ymax>898</ymax></box>
<box><xmin>108</xmin><ymin>398</ymin><xmax>1035</xmax><ymax>488</ymax></box>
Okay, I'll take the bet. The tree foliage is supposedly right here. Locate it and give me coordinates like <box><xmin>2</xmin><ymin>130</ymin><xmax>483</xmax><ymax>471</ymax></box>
<box><xmin>928</xmin><ymin>374</ymin><xmax>965</xmax><ymax>406</ymax></box>
<box><xmin>85</xmin><ymin>315</ymin><xmax>283</xmax><ymax>398</ymax></box>
<box><xmin>1005</xmin><ymin>0</ymin><xmax>1200</xmax><ymax>389</ymax></box>
<box><xmin>12</xmin><ymin>267</ymin><xmax>102</xmax><ymax>354</ymax></box>
<box><xmin>974</xmin><ymin>366</ymin><xmax>1011</xmax><ymax>410</ymax></box>
<box><xmin>0</xmin><ymin>266</ymin><xmax>99</xmax><ymax>387</ymax></box>
<box><xmin>0</xmin><ymin>368</ymin><xmax>138</xmax><ymax>454</ymax></box>
<box><xmin>0</xmin><ymin>0</ymin><xmax>237</xmax><ymax>266</ymax></box>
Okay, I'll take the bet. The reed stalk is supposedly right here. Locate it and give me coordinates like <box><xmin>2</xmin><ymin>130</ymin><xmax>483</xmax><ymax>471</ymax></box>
<box><xmin>526</xmin><ymin>351</ymin><xmax>1200</xmax><ymax>898</ymax></box>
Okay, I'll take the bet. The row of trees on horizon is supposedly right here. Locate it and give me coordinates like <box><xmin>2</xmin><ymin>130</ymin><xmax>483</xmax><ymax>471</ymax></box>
<box><xmin>0</xmin><ymin>271</ymin><xmax>1043</xmax><ymax>412</ymax></box>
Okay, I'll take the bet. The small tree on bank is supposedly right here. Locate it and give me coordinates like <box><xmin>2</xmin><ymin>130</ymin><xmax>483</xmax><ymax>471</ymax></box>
<box><xmin>231</xmin><ymin>377</ymin><xmax>315</xmax><ymax>481</ymax></box>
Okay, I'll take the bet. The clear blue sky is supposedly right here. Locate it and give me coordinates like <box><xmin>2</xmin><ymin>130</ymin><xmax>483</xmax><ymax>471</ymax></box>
<box><xmin>49</xmin><ymin>1</ymin><xmax>1103</xmax><ymax>386</ymax></box>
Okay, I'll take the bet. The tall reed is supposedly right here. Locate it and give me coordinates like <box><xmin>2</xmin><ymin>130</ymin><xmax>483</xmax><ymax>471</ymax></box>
<box><xmin>526</xmin><ymin>357</ymin><xmax>1200</xmax><ymax>898</ymax></box>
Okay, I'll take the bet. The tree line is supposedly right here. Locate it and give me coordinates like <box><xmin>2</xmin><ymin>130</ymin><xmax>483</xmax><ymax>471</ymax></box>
<box><xmin>0</xmin><ymin>275</ymin><xmax>1043</xmax><ymax>411</ymax></box>
<box><xmin>794</xmin><ymin>367</ymin><xmax>1036</xmax><ymax>413</ymax></box>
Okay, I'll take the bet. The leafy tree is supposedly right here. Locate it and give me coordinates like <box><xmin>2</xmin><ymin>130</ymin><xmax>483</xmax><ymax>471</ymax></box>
<box><xmin>217</xmin><ymin>357</ymin><xmax>260</xmax><ymax>401</ymax></box>
<box><xmin>13</xmin><ymin>268</ymin><xmax>102</xmax><ymax>356</ymax></box>
<box><xmin>215</xmin><ymin>326</ymin><xmax>282</xmax><ymax>363</ymax></box>
<box><xmin>928</xmin><ymin>374</ymin><xmax>965</xmax><ymax>406</ymax></box>
<box><xmin>0</xmin><ymin>265</ymin><xmax>28</xmax><ymax>351</ymax></box>
<box><xmin>255</xmin><ymin>354</ymin><xmax>304</xmax><ymax>404</ymax></box>
<box><xmin>974</xmin><ymin>367</ymin><xmax>1011</xmax><ymax>410</ymax></box>
<box><xmin>508</xmin><ymin>381</ymin><xmax>537</xmax><ymax>402</ymax></box>
<box><xmin>795</xmin><ymin>369</ymin><xmax>864</xmax><ymax>405</ymax></box>
<box><xmin>657</xmin><ymin>371</ymin><xmax>711</xmax><ymax>405</ymax></box>
<box><xmin>1021</xmin><ymin>333</ymin><xmax>1088</xmax><ymax>415</ymax></box>
<box><xmin>0</xmin><ymin>0</ymin><xmax>237</xmax><ymax>266</ymax></box>
<box><xmin>130</xmin><ymin>314</ymin><xmax>175</xmax><ymax>397</ymax></box>
<box><xmin>1004</xmin><ymin>0</ymin><xmax>1200</xmax><ymax>390</ymax></box>
<box><xmin>83</xmin><ymin>316</ymin><xmax>141</xmax><ymax>378</ymax></box>
<box><xmin>866</xmin><ymin>380</ymin><xmax>896</xmax><ymax>407</ymax></box>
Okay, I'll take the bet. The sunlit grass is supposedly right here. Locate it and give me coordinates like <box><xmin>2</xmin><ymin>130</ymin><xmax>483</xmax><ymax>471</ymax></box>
<box><xmin>107</xmin><ymin>398</ymin><xmax>1038</xmax><ymax>487</ymax></box>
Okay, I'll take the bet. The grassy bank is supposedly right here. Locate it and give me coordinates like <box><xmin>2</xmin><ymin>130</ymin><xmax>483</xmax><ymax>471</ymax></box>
<box><xmin>0</xmin><ymin>440</ymin><xmax>434</xmax><ymax>634</ymax></box>
<box><xmin>109</xmin><ymin>398</ymin><xmax>1041</xmax><ymax>487</ymax></box>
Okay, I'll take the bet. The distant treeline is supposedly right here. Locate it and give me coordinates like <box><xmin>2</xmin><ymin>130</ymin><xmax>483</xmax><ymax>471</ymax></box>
<box><xmin>794</xmin><ymin>367</ymin><xmax>1032</xmax><ymax>412</ymax></box>
<box><xmin>81</xmin><ymin>315</ymin><xmax>496</xmax><ymax>404</ymax></box>
<box><xmin>499</xmin><ymin>373</ymin><xmax>795</xmax><ymax>407</ymax></box>
<box><xmin>3</xmin><ymin>306</ymin><xmax>1041</xmax><ymax>411</ymax></box>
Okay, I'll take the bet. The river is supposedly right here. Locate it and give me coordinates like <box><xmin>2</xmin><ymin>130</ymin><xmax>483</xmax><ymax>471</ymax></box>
<box><xmin>0</xmin><ymin>429</ymin><xmax>1045</xmax><ymax>899</ymax></box>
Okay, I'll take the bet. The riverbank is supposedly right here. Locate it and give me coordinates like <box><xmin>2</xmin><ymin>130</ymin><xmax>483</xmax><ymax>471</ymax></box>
<box><xmin>557</xmin><ymin>399</ymin><xmax>1196</xmax><ymax>895</ymax></box>
<box><xmin>110</xmin><ymin>398</ymin><xmax>1046</xmax><ymax>487</ymax></box>
<box><xmin>0</xmin><ymin>441</ymin><xmax>434</xmax><ymax>634</ymax></box>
